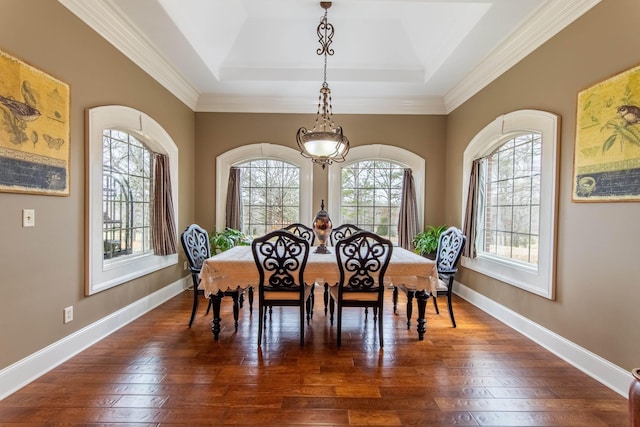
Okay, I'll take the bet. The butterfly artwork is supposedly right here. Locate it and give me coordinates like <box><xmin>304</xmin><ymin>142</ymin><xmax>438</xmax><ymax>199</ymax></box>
<box><xmin>44</xmin><ymin>133</ymin><xmax>65</xmax><ymax>150</ymax></box>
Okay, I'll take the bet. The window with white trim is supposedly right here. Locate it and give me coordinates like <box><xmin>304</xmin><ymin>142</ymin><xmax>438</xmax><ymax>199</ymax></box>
<box><xmin>87</xmin><ymin>106</ymin><xmax>178</xmax><ymax>295</ymax></box>
<box><xmin>462</xmin><ymin>110</ymin><xmax>558</xmax><ymax>299</ymax></box>
<box><xmin>328</xmin><ymin>144</ymin><xmax>425</xmax><ymax>241</ymax></box>
<box><xmin>216</xmin><ymin>143</ymin><xmax>313</xmax><ymax>233</ymax></box>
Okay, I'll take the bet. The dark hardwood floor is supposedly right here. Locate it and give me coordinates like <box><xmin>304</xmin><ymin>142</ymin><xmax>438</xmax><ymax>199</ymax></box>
<box><xmin>0</xmin><ymin>288</ymin><xmax>628</xmax><ymax>426</ymax></box>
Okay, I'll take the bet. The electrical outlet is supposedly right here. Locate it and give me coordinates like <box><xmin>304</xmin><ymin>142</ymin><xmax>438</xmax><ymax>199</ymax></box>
<box><xmin>183</xmin><ymin>261</ymin><xmax>188</xmax><ymax>270</ymax></box>
<box><xmin>22</xmin><ymin>209</ymin><xmax>35</xmax><ymax>227</ymax></box>
<box><xmin>63</xmin><ymin>306</ymin><xmax>73</xmax><ymax>324</ymax></box>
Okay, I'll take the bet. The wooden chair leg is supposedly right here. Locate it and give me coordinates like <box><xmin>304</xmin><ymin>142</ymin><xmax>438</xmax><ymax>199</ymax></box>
<box><xmin>300</xmin><ymin>303</ymin><xmax>305</xmax><ymax>347</ymax></box>
<box><xmin>337</xmin><ymin>304</ymin><xmax>342</xmax><ymax>347</ymax></box>
<box><xmin>392</xmin><ymin>287</ymin><xmax>398</xmax><ymax>314</ymax></box>
<box><xmin>378</xmin><ymin>304</ymin><xmax>384</xmax><ymax>348</ymax></box>
<box><xmin>324</xmin><ymin>283</ymin><xmax>329</xmax><ymax>315</ymax></box>
<box><xmin>447</xmin><ymin>293</ymin><xmax>456</xmax><ymax>328</ymax></box>
<box><xmin>189</xmin><ymin>285</ymin><xmax>199</xmax><ymax>328</ymax></box>
<box><xmin>432</xmin><ymin>294</ymin><xmax>440</xmax><ymax>314</ymax></box>
<box><xmin>258</xmin><ymin>303</ymin><xmax>264</xmax><ymax>347</ymax></box>
<box><xmin>248</xmin><ymin>287</ymin><xmax>254</xmax><ymax>315</ymax></box>
<box><xmin>329</xmin><ymin>297</ymin><xmax>335</xmax><ymax>325</ymax></box>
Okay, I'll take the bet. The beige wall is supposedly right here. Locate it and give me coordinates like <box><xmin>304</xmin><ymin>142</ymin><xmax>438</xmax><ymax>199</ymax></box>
<box><xmin>446</xmin><ymin>0</ymin><xmax>640</xmax><ymax>371</ymax></box>
<box><xmin>194</xmin><ymin>113</ymin><xmax>447</xmax><ymax>231</ymax></box>
<box><xmin>0</xmin><ymin>0</ymin><xmax>195</xmax><ymax>369</ymax></box>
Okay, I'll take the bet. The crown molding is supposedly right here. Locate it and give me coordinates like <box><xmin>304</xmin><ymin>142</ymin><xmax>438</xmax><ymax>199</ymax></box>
<box><xmin>444</xmin><ymin>0</ymin><xmax>601</xmax><ymax>113</ymax></box>
<box><xmin>59</xmin><ymin>0</ymin><xmax>600</xmax><ymax>116</ymax></box>
<box><xmin>58</xmin><ymin>0</ymin><xmax>199</xmax><ymax>110</ymax></box>
<box><xmin>196</xmin><ymin>94</ymin><xmax>447</xmax><ymax>115</ymax></box>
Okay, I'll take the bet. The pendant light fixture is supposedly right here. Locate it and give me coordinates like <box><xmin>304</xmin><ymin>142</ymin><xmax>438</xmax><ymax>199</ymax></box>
<box><xmin>296</xmin><ymin>2</ymin><xmax>349</xmax><ymax>169</ymax></box>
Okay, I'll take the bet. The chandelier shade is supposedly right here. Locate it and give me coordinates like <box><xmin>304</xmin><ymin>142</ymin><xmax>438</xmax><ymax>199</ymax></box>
<box><xmin>296</xmin><ymin>2</ymin><xmax>349</xmax><ymax>169</ymax></box>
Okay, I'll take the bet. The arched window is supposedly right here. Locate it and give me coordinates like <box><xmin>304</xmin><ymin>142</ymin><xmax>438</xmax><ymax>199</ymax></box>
<box><xmin>462</xmin><ymin>109</ymin><xmax>559</xmax><ymax>299</ymax></box>
<box><xmin>87</xmin><ymin>106</ymin><xmax>178</xmax><ymax>295</ymax></box>
<box><xmin>328</xmin><ymin>144</ymin><xmax>425</xmax><ymax>243</ymax></box>
<box><xmin>216</xmin><ymin>143</ymin><xmax>313</xmax><ymax>234</ymax></box>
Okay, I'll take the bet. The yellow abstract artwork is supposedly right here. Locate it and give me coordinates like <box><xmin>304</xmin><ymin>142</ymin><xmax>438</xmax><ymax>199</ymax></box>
<box><xmin>573</xmin><ymin>63</ymin><xmax>640</xmax><ymax>201</ymax></box>
<box><xmin>0</xmin><ymin>49</ymin><xmax>70</xmax><ymax>195</ymax></box>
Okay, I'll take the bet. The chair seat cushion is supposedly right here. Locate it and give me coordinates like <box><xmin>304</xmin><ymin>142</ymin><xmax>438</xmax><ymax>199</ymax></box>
<box><xmin>328</xmin><ymin>285</ymin><xmax>380</xmax><ymax>301</ymax></box>
<box><xmin>263</xmin><ymin>284</ymin><xmax>313</xmax><ymax>301</ymax></box>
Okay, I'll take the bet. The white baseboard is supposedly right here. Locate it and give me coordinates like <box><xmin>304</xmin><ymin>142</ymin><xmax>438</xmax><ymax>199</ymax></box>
<box><xmin>454</xmin><ymin>281</ymin><xmax>631</xmax><ymax>397</ymax></box>
<box><xmin>0</xmin><ymin>278</ymin><xmax>188</xmax><ymax>401</ymax></box>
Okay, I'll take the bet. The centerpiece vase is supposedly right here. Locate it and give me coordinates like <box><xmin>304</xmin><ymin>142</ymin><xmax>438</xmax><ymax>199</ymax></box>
<box><xmin>312</xmin><ymin>199</ymin><xmax>332</xmax><ymax>254</ymax></box>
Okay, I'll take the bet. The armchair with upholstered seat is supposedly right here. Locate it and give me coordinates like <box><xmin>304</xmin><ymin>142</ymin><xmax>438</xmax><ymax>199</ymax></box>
<box><xmin>252</xmin><ymin>229</ymin><xmax>313</xmax><ymax>347</ymax></box>
<box><xmin>393</xmin><ymin>226</ymin><xmax>466</xmax><ymax>328</ymax></box>
<box><xmin>329</xmin><ymin>230</ymin><xmax>392</xmax><ymax>347</ymax></box>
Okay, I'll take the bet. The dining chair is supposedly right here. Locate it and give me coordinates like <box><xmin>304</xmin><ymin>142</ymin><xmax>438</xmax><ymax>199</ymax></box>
<box><xmin>180</xmin><ymin>224</ymin><xmax>247</xmax><ymax>329</ymax></box>
<box><xmin>329</xmin><ymin>230</ymin><xmax>392</xmax><ymax>347</ymax></box>
<box><xmin>393</xmin><ymin>226</ymin><xmax>466</xmax><ymax>328</ymax></box>
<box><xmin>281</xmin><ymin>223</ymin><xmax>316</xmax><ymax>316</ymax></box>
<box><xmin>329</xmin><ymin>223</ymin><xmax>362</xmax><ymax>246</ymax></box>
<box><xmin>322</xmin><ymin>223</ymin><xmax>362</xmax><ymax>315</ymax></box>
<box><xmin>252</xmin><ymin>229</ymin><xmax>312</xmax><ymax>347</ymax></box>
<box><xmin>282</xmin><ymin>223</ymin><xmax>316</xmax><ymax>246</ymax></box>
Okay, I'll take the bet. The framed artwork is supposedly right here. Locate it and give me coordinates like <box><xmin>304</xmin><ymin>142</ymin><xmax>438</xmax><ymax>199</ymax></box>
<box><xmin>573</xmin><ymin>63</ymin><xmax>640</xmax><ymax>202</ymax></box>
<box><xmin>0</xmin><ymin>49</ymin><xmax>70</xmax><ymax>196</ymax></box>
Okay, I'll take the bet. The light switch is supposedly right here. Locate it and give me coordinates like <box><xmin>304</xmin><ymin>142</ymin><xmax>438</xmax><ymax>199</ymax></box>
<box><xmin>22</xmin><ymin>209</ymin><xmax>35</xmax><ymax>227</ymax></box>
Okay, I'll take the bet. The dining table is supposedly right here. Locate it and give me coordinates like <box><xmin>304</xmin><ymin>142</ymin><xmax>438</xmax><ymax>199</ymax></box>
<box><xmin>199</xmin><ymin>244</ymin><xmax>438</xmax><ymax>341</ymax></box>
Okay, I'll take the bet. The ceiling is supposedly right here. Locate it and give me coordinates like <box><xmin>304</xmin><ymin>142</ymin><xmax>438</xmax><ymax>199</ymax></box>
<box><xmin>59</xmin><ymin>0</ymin><xmax>598</xmax><ymax>115</ymax></box>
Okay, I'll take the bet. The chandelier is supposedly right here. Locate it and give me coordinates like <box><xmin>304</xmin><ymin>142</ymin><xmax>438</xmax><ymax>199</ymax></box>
<box><xmin>296</xmin><ymin>1</ymin><xmax>349</xmax><ymax>169</ymax></box>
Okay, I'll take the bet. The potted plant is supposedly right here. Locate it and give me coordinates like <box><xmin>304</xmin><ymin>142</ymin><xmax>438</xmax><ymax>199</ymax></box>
<box><xmin>208</xmin><ymin>227</ymin><xmax>252</xmax><ymax>254</ymax></box>
<box><xmin>413</xmin><ymin>225</ymin><xmax>447</xmax><ymax>259</ymax></box>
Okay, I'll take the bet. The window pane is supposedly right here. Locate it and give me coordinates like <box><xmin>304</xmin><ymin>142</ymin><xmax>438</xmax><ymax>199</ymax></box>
<box><xmin>496</xmin><ymin>206</ymin><xmax>513</xmax><ymax>232</ymax></box>
<box><xmin>102</xmin><ymin>130</ymin><xmax>152</xmax><ymax>261</ymax></box>
<box><xmin>341</xmin><ymin>206</ymin><xmax>357</xmax><ymax>224</ymax></box>
<box><xmin>513</xmin><ymin>206</ymin><xmax>530</xmax><ymax>234</ymax></box>
<box><xmin>478</xmin><ymin>132</ymin><xmax>541</xmax><ymax>267</ymax></box>
<box><xmin>239</xmin><ymin>160</ymin><xmax>301</xmax><ymax>237</ymax></box>
<box><xmin>340</xmin><ymin>160</ymin><xmax>404</xmax><ymax>244</ymax></box>
<box><xmin>358</xmin><ymin>206</ymin><xmax>374</xmax><ymax>227</ymax></box>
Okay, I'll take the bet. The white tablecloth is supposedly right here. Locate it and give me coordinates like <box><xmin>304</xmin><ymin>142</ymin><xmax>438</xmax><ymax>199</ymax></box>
<box><xmin>199</xmin><ymin>245</ymin><xmax>438</xmax><ymax>297</ymax></box>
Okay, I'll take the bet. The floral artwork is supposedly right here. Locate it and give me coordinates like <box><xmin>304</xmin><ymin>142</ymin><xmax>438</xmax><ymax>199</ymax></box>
<box><xmin>0</xmin><ymin>49</ymin><xmax>70</xmax><ymax>195</ymax></box>
<box><xmin>573</xmin><ymin>63</ymin><xmax>640</xmax><ymax>201</ymax></box>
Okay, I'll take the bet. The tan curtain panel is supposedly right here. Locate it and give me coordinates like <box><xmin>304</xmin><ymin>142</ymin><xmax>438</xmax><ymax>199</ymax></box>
<box><xmin>152</xmin><ymin>153</ymin><xmax>178</xmax><ymax>255</ymax></box>
<box><xmin>462</xmin><ymin>159</ymin><xmax>481</xmax><ymax>258</ymax></box>
<box><xmin>397</xmin><ymin>168</ymin><xmax>419</xmax><ymax>250</ymax></box>
<box><xmin>225</xmin><ymin>167</ymin><xmax>243</xmax><ymax>231</ymax></box>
